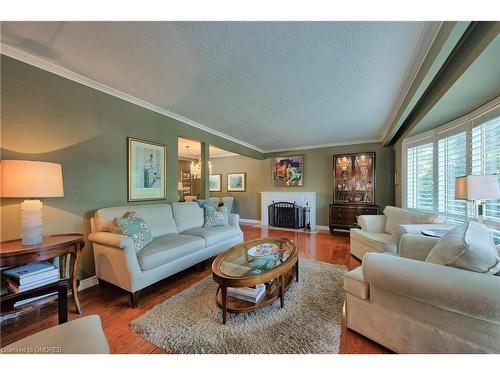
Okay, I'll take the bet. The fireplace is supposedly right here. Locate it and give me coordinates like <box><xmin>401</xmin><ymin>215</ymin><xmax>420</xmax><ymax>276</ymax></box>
<box><xmin>268</xmin><ymin>201</ymin><xmax>305</xmax><ymax>229</ymax></box>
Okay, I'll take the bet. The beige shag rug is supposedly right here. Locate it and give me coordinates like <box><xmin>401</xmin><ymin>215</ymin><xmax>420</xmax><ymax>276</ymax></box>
<box><xmin>130</xmin><ymin>258</ymin><xmax>346</xmax><ymax>354</ymax></box>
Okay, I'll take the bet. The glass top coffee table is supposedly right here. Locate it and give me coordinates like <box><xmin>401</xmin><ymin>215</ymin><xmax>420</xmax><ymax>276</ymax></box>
<box><xmin>212</xmin><ymin>237</ymin><xmax>298</xmax><ymax>324</ymax></box>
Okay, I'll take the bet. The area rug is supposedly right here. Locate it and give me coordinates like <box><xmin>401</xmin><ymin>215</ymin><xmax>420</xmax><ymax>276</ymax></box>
<box><xmin>130</xmin><ymin>258</ymin><xmax>346</xmax><ymax>354</ymax></box>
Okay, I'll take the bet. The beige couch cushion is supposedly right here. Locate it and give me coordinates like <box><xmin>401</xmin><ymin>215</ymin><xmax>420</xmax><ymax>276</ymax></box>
<box><xmin>344</xmin><ymin>266</ymin><xmax>369</xmax><ymax>300</ymax></box>
<box><xmin>2</xmin><ymin>315</ymin><xmax>109</xmax><ymax>354</ymax></box>
<box><xmin>137</xmin><ymin>234</ymin><xmax>205</xmax><ymax>271</ymax></box>
<box><xmin>95</xmin><ymin>204</ymin><xmax>177</xmax><ymax>238</ymax></box>
<box><xmin>383</xmin><ymin>206</ymin><xmax>445</xmax><ymax>235</ymax></box>
<box><xmin>426</xmin><ymin>221</ymin><xmax>500</xmax><ymax>275</ymax></box>
<box><xmin>350</xmin><ymin>228</ymin><xmax>397</xmax><ymax>253</ymax></box>
<box><xmin>182</xmin><ymin>226</ymin><xmax>242</xmax><ymax>247</ymax></box>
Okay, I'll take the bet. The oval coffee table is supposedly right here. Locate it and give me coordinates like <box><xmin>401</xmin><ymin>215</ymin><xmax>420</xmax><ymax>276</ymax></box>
<box><xmin>212</xmin><ymin>237</ymin><xmax>298</xmax><ymax>324</ymax></box>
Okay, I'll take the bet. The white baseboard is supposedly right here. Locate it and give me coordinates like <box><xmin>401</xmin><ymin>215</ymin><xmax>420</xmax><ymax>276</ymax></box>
<box><xmin>78</xmin><ymin>275</ymin><xmax>98</xmax><ymax>291</ymax></box>
<box><xmin>316</xmin><ymin>225</ymin><xmax>330</xmax><ymax>231</ymax></box>
<box><xmin>239</xmin><ymin>218</ymin><xmax>261</xmax><ymax>224</ymax></box>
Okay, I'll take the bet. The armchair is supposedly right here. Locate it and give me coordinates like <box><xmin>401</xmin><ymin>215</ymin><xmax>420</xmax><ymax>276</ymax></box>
<box><xmin>344</xmin><ymin>233</ymin><xmax>500</xmax><ymax>353</ymax></box>
<box><xmin>350</xmin><ymin>205</ymin><xmax>454</xmax><ymax>259</ymax></box>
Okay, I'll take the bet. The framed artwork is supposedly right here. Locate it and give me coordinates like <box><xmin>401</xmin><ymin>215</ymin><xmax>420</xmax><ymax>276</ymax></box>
<box><xmin>227</xmin><ymin>172</ymin><xmax>246</xmax><ymax>192</ymax></box>
<box><xmin>128</xmin><ymin>137</ymin><xmax>167</xmax><ymax>201</ymax></box>
<box><xmin>209</xmin><ymin>174</ymin><xmax>222</xmax><ymax>192</ymax></box>
<box><xmin>333</xmin><ymin>152</ymin><xmax>375</xmax><ymax>204</ymax></box>
<box><xmin>272</xmin><ymin>155</ymin><xmax>304</xmax><ymax>187</ymax></box>
<box><xmin>181</xmin><ymin>170</ymin><xmax>191</xmax><ymax>182</ymax></box>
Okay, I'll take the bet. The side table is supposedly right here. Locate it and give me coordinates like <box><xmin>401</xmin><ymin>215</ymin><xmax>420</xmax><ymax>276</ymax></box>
<box><xmin>0</xmin><ymin>233</ymin><xmax>84</xmax><ymax>314</ymax></box>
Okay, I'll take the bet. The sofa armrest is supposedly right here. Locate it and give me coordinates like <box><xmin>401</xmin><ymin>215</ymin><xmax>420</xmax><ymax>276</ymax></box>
<box><xmin>399</xmin><ymin>234</ymin><xmax>439</xmax><ymax>261</ymax></box>
<box><xmin>358</xmin><ymin>215</ymin><xmax>386</xmax><ymax>233</ymax></box>
<box><xmin>393</xmin><ymin>223</ymin><xmax>456</xmax><ymax>242</ymax></box>
<box><xmin>362</xmin><ymin>253</ymin><xmax>500</xmax><ymax>323</ymax></box>
<box><xmin>88</xmin><ymin>232</ymin><xmax>134</xmax><ymax>249</ymax></box>
<box><xmin>228</xmin><ymin>214</ymin><xmax>240</xmax><ymax>227</ymax></box>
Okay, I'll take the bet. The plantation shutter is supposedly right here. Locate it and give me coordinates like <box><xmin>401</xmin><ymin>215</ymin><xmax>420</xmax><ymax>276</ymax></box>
<box><xmin>471</xmin><ymin>115</ymin><xmax>500</xmax><ymax>236</ymax></box>
<box><xmin>438</xmin><ymin>131</ymin><xmax>467</xmax><ymax>223</ymax></box>
<box><xmin>407</xmin><ymin>142</ymin><xmax>434</xmax><ymax>211</ymax></box>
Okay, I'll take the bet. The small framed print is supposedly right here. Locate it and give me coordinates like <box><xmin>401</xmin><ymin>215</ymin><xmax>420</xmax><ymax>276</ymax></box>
<box><xmin>128</xmin><ymin>137</ymin><xmax>167</xmax><ymax>201</ymax></box>
<box><xmin>181</xmin><ymin>170</ymin><xmax>191</xmax><ymax>182</ymax></box>
<box><xmin>227</xmin><ymin>172</ymin><xmax>246</xmax><ymax>192</ymax></box>
<box><xmin>209</xmin><ymin>174</ymin><xmax>222</xmax><ymax>192</ymax></box>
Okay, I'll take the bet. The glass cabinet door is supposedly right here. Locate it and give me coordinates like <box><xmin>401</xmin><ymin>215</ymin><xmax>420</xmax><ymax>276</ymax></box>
<box><xmin>333</xmin><ymin>152</ymin><xmax>375</xmax><ymax>204</ymax></box>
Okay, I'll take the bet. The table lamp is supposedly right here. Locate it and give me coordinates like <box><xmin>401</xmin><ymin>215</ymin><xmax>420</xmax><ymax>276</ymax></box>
<box><xmin>0</xmin><ymin>160</ymin><xmax>64</xmax><ymax>245</ymax></box>
<box><xmin>455</xmin><ymin>175</ymin><xmax>500</xmax><ymax>222</ymax></box>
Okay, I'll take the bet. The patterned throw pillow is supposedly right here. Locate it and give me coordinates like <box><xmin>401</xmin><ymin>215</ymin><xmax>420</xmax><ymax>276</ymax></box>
<box><xmin>114</xmin><ymin>211</ymin><xmax>153</xmax><ymax>252</ymax></box>
<box><xmin>203</xmin><ymin>205</ymin><xmax>228</xmax><ymax>227</ymax></box>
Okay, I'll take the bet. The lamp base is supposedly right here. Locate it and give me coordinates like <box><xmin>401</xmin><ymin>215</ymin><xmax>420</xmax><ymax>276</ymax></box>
<box><xmin>21</xmin><ymin>199</ymin><xmax>43</xmax><ymax>245</ymax></box>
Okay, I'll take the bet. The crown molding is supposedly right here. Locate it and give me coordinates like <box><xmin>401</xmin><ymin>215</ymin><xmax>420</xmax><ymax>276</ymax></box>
<box><xmin>264</xmin><ymin>138</ymin><xmax>382</xmax><ymax>153</ymax></box>
<box><xmin>0</xmin><ymin>43</ymin><xmax>265</xmax><ymax>154</ymax></box>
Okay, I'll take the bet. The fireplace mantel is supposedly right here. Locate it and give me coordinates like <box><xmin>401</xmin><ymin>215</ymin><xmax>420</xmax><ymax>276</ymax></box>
<box><xmin>260</xmin><ymin>192</ymin><xmax>317</xmax><ymax>230</ymax></box>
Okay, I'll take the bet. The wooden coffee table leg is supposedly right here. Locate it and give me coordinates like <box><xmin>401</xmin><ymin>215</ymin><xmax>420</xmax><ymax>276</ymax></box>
<box><xmin>222</xmin><ymin>286</ymin><xmax>227</xmax><ymax>324</ymax></box>
<box><xmin>280</xmin><ymin>274</ymin><xmax>285</xmax><ymax>308</ymax></box>
<box><xmin>70</xmin><ymin>243</ymin><xmax>83</xmax><ymax>314</ymax></box>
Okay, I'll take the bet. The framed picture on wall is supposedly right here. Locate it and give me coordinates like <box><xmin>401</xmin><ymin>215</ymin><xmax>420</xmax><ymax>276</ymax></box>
<box><xmin>209</xmin><ymin>174</ymin><xmax>222</xmax><ymax>192</ymax></box>
<box><xmin>272</xmin><ymin>155</ymin><xmax>304</xmax><ymax>187</ymax></box>
<box><xmin>128</xmin><ymin>137</ymin><xmax>167</xmax><ymax>201</ymax></box>
<box><xmin>227</xmin><ymin>172</ymin><xmax>246</xmax><ymax>192</ymax></box>
<box><xmin>181</xmin><ymin>170</ymin><xmax>191</xmax><ymax>182</ymax></box>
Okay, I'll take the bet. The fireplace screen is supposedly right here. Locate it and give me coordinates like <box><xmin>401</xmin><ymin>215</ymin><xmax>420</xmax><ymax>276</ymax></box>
<box><xmin>268</xmin><ymin>201</ymin><xmax>305</xmax><ymax>229</ymax></box>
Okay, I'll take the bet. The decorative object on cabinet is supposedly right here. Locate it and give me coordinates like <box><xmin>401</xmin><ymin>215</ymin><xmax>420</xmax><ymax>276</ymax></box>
<box><xmin>329</xmin><ymin>204</ymin><xmax>379</xmax><ymax>234</ymax></box>
<box><xmin>333</xmin><ymin>152</ymin><xmax>375</xmax><ymax>204</ymax></box>
<box><xmin>209</xmin><ymin>174</ymin><xmax>222</xmax><ymax>192</ymax></box>
<box><xmin>272</xmin><ymin>155</ymin><xmax>304</xmax><ymax>187</ymax></box>
<box><xmin>0</xmin><ymin>160</ymin><xmax>64</xmax><ymax>245</ymax></box>
<box><xmin>227</xmin><ymin>173</ymin><xmax>246</xmax><ymax>192</ymax></box>
<box><xmin>128</xmin><ymin>137</ymin><xmax>166</xmax><ymax>201</ymax></box>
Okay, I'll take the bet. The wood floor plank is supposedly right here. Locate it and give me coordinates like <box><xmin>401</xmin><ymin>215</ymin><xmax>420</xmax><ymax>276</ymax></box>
<box><xmin>0</xmin><ymin>224</ymin><xmax>390</xmax><ymax>353</ymax></box>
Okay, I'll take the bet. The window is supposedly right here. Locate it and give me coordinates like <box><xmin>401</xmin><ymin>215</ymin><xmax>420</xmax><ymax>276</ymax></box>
<box><xmin>438</xmin><ymin>131</ymin><xmax>467</xmax><ymax>223</ymax></box>
<box><xmin>403</xmin><ymin>100</ymin><xmax>500</xmax><ymax>236</ymax></box>
<box><xmin>472</xmin><ymin>116</ymin><xmax>500</xmax><ymax>236</ymax></box>
<box><xmin>407</xmin><ymin>143</ymin><xmax>434</xmax><ymax>211</ymax></box>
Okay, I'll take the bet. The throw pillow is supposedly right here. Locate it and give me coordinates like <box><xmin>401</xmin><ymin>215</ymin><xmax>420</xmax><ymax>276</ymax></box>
<box><xmin>425</xmin><ymin>221</ymin><xmax>500</xmax><ymax>275</ymax></box>
<box><xmin>203</xmin><ymin>205</ymin><xmax>228</xmax><ymax>227</ymax></box>
<box><xmin>114</xmin><ymin>211</ymin><xmax>153</xmax><ymax>253</ymax></box>
<box><xmin>196</xmin><ymin>199</ymin><xmax>218</xmax><ymax>208</ymax></box>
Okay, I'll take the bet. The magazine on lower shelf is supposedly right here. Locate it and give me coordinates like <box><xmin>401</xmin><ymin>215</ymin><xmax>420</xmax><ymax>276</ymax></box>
<box><xmin>13</xmin><ymin>292</ymin><xmax>58</xmax><ymax>308</ymax></box>
<box><xmin>7</xmin><ymin>274</ymin><xmax>60</xmax><ymax>293</ymax></box>
<box><xmin>227</xmin><ymin>284</ymin><xmax>266</xmax><ymax>303</ymax></box>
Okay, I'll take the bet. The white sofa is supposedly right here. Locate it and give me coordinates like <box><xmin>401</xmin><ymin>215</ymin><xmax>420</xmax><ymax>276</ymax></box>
<box><xmin>88</xmin><ymin>202</ymin><xmax>243</xmax><ymax>306</ymax></box>
<box><xmin>344</xmin><ymin>234</ymin><xmax>500</xmax><ymax>353</ymax></box>
<box><xmin>350</xmin><ymin>205</ymin><xmax>454</xmax><ymax>259</ymax></box>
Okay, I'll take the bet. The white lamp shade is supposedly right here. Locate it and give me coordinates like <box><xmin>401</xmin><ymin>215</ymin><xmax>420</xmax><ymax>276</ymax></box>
<box><xmin>178</xmin><ymin>182</ymin><xmax>183</xmax><ymax>190</ymax></box>
<box><xmin>0</xmin><ymin>160</ymin><xmax>64</xmax><ymax>198</ymax></box>
<box><xmin>455</xmin><ymin>175</ymin><xmax>500</xmax><ymax>200</ymax></box>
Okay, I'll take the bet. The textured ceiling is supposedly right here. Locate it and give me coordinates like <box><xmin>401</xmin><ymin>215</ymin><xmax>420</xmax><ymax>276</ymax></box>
<box><xmin>1</xmin><ymin>21</ymin><xmax>439</xmax><ymax>150</ymax></box>
<box><xmin>178</xmin><ymin>138</ymin><xmax>238</xmax><ymax>159</ymax></box>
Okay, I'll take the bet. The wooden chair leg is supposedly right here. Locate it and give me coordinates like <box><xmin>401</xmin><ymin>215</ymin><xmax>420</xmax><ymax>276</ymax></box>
<box><xmin>130</xmin><ymin>291</ymin><xmax>139</xmax><ymax>308</ymax></box>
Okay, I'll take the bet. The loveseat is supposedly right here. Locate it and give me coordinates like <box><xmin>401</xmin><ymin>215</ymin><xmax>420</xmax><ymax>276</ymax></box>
<box><xmin>344</xmin><ymin>232</ymin><xmax>500</xmax><ymax>353</ymax></box>
<box><xmin>350</xmin><ymin>205</ymin><xmax>454</xmax><ymax>259</ymax></box>
<box><xmin>88</xmin><ymin>202</ymin><xmax>243</xmax><ymax>306</ymax></box>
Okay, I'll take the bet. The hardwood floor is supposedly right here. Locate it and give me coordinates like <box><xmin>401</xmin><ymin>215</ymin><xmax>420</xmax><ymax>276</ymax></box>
<box><xmin>0</xmin><ymin>224</ymin><xmax>390</xmax><ymax>354</ymax></box>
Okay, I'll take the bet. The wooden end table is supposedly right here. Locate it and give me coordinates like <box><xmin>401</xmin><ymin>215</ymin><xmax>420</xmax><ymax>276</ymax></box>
<box><xmin>0</xmin><ymin>234</ymin><xmax>85</xmax><ymax>315</ymax></box>
<box><xmin>212</xmin><ymin>237</ymin><xmax>298</xmax><ymax>324</ymax></box>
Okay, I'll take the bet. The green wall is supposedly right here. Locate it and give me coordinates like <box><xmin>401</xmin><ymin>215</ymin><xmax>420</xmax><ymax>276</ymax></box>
<box><xmin>0</xmin><ymin>56</ymin><xmax>262</xmax><ymax>278</ymax></box>
<box><xmin>210</xmin><ymin>143</ymin><xmax>395</xmax><ymax>226</ymax></box>
<box><xmin>1</xmin><ymin>55</ymin><xmax>395</xmax><ymax>279</ymax></box>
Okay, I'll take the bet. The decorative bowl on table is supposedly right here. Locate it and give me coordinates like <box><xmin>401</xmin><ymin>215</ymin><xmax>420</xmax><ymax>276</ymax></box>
<box><xmin>247</xmin><ymin>243</ymin><xmax>279</xmax><ymax>257</ymax></box>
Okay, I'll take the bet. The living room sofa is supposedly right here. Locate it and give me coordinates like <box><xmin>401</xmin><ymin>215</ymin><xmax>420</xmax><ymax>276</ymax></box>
<box><xmin>344</xmin><ymin>234</ymin><xmax>500</xmax><ymax>353</ymax></box>
<box><xmin>88</xmin><ymin>202</ymin><xmax>243</xmax><ymax>306</ymax></box>
<box><xmin>350</xmin><ymin>205</ymin><xmax>454</xmax><ymax>259</ymax></box>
